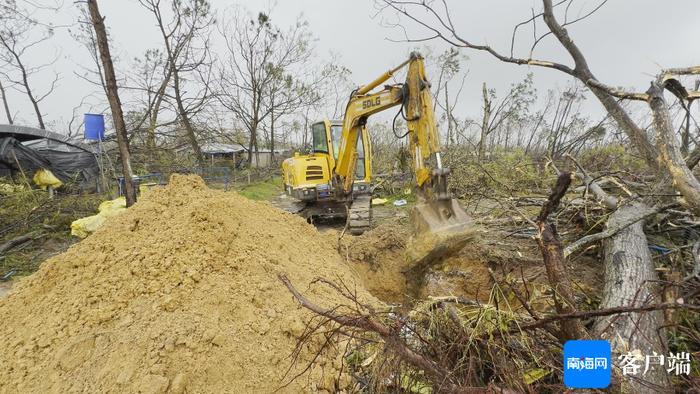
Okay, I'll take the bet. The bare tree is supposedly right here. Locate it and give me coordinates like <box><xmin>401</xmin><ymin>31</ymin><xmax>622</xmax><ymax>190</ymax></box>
<box><xmin>0</xmin><ymin>0</ymin><xmax>59</xmax><ymax>129</ymax></box>
<box><xmin>138</xmin><ymin>0</ymin><xmax>215</xmax><ymax>165</ymax></box>
<box><xmin>263</xmin><ymin>59</ymin><xmax>339</xmax><ymax>164</ymax></box>
<box><xmin>71</xmin><ymin>8</ymin><xmax>108</xmax><ymax>95</ymax></box>
<box><xmin>86</xmin><ymin>0</ymin><xmax>137</xmax><ymax>207</ymax></box>
<box><xmin>218</xmin><ymin>8</ymin><xmax>319</xmax><ymax>167</ymax></box>
<box><xmin>477</xmin><ymin>74</ymin><xmax>535</xmax><ymax>161</ymax></box>
<box><xmin>0</xmin><ymin>77</ymin><xmax>12</xmax><ymax>124</ymax></box>
<box><xmin>126</xmin><ymin>48</ymin><xmax>173</xmax><ymax>150</ymax></box>
<box><xmin>543</xmin><ymin>83</ymin><xmax>588</xmax><ymax>157</ymax></box>
<box><xmin>328</xmin><ymin>62</ymin><xmax>353</xmax><ymax>120</ymax></box>
<box><xmin>430</xmin><ymin>47</ymin><xmax>468</xmax><ymax>147</ymax></box>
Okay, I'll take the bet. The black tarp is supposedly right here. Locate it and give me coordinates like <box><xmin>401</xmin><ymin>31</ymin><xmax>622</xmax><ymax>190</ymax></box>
<box><xmin>0</xmin><ymin>137</ymin><xmax>52</xmax><ymax>175</ymax></box>
<box><xmin>0</xmin><ymin>137</ymin><xmax>99</xmax><ymax>191</ymax></box>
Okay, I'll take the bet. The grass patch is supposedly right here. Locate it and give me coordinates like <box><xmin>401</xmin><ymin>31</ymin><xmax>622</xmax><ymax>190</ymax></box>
<box><xmin>236</xmin><ymin>176</ymin><xmax>283</xmax><ymax>201</ymax></box>
<box><xmin>384</xmin><ymin>189</ymin><xmax>416</xmax><ymax>204</ymax></box>
<box><xmin>1</xmin><ymin>191</ymin><xmax>104</xmax><ymax>276</ymax></box>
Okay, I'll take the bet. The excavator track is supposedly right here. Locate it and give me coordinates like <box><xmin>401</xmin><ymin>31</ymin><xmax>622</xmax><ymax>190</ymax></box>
<box><xmin>347</xmin><ymin>194</ymin><xmax>372</xmax><ymax>235</ymax></box>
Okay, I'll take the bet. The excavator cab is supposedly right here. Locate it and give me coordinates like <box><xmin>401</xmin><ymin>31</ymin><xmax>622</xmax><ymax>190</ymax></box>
<box><xmin>312</xmin><ymin>120</ymin><xmax>371</xmax><ymax>188</ymax></box>
<box><xmin>282</xmin><ymin>120</ymin><xmax>372</xmax><ymax>233</ymax></box>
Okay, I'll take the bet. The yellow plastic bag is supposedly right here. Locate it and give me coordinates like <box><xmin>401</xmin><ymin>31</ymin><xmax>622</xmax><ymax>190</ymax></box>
<box><xmin>371</xmin><ymin>198</ymin><xmax>387</xmax><ymax>206</ymax></box>
<box><xmin>98</xmin><ymin>197</ymin><xmax>126</xmax><ymax>217</ymax></box>
<box><xmin>70</xmin><ymin>214</ymin><xmax>106</xmax><ymax>239</ymax></box>
<box><xmin>33</xmin><ymin>169</ymin><xmax>63</xmax><ymax>190</ymax></box>
<box><xmin>70</xmin><ymin>197</ymin><xmax>127</xmax><ymax>238</ymax></box>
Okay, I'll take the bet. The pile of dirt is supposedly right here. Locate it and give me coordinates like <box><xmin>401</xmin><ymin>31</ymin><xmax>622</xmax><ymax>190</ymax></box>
<box><xmin>0</xmin><ymin>175</ymin><xmax>375</xmax><ymax>393</ymax></box>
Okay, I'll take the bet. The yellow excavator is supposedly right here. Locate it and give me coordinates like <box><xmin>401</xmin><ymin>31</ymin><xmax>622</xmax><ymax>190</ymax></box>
<box><xmin>282</xmin><ymin>52</ymin><xmax>473</xmax><ymax>265</ymax></box>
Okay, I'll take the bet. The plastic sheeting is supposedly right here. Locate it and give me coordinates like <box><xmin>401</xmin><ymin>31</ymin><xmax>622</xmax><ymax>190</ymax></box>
<box><xmin>0</xmin><ymin>136</ymin><xmax>99</xmax><ymax>191</ymax></box>
<box><xmin>0</xmin><ymin>137</ymin><xmax>52</xmax><ymax>175</ymax></box>
<box><xmin>70</xmin><ymin>197</ymin><xmax>126</xmax><ymax>238</ymax></box>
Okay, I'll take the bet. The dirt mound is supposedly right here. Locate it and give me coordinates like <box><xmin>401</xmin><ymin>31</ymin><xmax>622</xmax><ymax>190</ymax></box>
<box><xmin>0</xmin><ymin>175</ymin><xmax>374</xmax><ymax>394</ymax></box>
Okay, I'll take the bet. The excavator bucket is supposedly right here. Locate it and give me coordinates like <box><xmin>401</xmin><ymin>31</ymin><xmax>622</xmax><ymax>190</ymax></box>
<box><xmin>406</xmin><ymin>198</ymin><xmax>475</xmax><ymax>270</ymax></box>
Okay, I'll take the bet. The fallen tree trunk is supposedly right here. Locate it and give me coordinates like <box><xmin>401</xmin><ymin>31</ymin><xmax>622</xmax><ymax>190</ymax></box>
<box><xmin>563</xmin><ymin>203</ymin><xmax>676</xmax><ymax>258</ymax></box>
<box><xmin>0</xmin><ymin>231</ymin><xmax>43</xmax><ymax>255</ymax></box>
<box><xmin>649</xmin><ymin>81</ymin><xmax>700</xmax><ymax>216</ymax></box>
<box><xmin>568</xmin><ymin>156</ymin><xmax>670</xmax><ymax>393</ymax></box>
<box><xmin>593</xmin><ymin>202</ymin><xmax>670</xmax><ymax>393</ymax></box>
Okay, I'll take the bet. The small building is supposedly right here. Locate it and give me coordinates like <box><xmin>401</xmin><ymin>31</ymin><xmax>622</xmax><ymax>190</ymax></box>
<box><xmin>192</xmin><ymin>142</ymin><xmax>290</xmax><ymax>168</ymax></box>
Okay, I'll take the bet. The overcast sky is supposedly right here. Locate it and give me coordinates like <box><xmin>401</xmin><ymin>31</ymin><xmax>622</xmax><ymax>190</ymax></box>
<box><xmin>4</xmin><ymin>0</ymin><xmax>700</xmax><ymax>133</ymax></box>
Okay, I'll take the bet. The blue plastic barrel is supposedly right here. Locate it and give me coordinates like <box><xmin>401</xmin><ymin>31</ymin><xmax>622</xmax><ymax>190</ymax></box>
<box><xmin>84</xmin><ymin>113</ymin><xmax>105</xmax><ymax>140</ymax></box>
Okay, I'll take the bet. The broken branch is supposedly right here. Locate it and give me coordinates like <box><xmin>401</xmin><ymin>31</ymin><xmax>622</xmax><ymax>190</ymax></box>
<box><xmin>564</xmin><ymin>203</ymin><xmax>677</xmax><ymax>257</ymax></box>
<box><xmin>517</xmin><ymin>302</ymin><xmax>698</xmax><ymax>333</ymax></box>
<box><xmin>565</xmin><ymin>153</ymin><xmax>619</xmax><ymax>209</ymax></box>
<box><xmin>0</xmin><ymin>230</ymin><xmax>44</xmax><ymax>255</ymax></box>
<box><xmin>535</xmin><ymin>172</ymin><xmax>587</xmax><ymax>340</ymax></box>
<box><xmin>279</xmin><ymin>274</ymin><xmax>455</xmax><ymax>390</ymax></box>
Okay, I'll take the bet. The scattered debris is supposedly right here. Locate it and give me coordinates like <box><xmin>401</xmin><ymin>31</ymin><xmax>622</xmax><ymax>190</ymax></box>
<box><xmin>393</xmin><ymin>199</ymin><xmax>407</xmax><ymax>207</ymax></box>
<box><xmin>370</xmin><ymin>197</ymin><xmax>387</xmax><ymax>206</ymax></box>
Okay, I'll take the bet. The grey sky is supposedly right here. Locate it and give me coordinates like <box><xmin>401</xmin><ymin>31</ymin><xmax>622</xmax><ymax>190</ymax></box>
<box><xmin>4</xmin><ymin>0</ymin><xmax>700</xmax><ymax>134</ymax></box>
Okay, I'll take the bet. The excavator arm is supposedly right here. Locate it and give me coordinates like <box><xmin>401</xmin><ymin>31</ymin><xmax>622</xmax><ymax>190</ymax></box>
<box><xmin>333</xmin><ymin>84</ymin><xmax>404</xmax><ymax>191</ymax></box>
<box><xmin>335</xmin><ymin>53</ymin><xmax>450</xmax><ymax>196</ymax></box>
<box><xmin>335</xmin><ymin>52</ymin><xmax>474</xmax><ymax>266</ymax></box>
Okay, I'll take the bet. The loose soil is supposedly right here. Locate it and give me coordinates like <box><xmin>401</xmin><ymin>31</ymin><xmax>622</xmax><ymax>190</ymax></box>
<box><xmin>338</xmin><ymin>217</ymin><xmax>492</xmax><ymax>305</ymax></box>
<box><xmin>338</xmin><ymin>219</ymin><xmax>412</xmax><ymax>304</ymax></box>
<box><xmin>339</xmin><ymin>211</ymin><xmax>602</xmax><ymax>315</ymax></box>
<box><xmin>0</xmin><ymin>175</ymin><xmax>376</xmax><ymax>394</ymax></box>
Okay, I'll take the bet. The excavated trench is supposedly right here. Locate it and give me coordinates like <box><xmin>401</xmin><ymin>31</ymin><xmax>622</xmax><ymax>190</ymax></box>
<box><xmin>336</xmin><ymin>218</ymin><xmax>493</xmax><ymax>306</ymax></box>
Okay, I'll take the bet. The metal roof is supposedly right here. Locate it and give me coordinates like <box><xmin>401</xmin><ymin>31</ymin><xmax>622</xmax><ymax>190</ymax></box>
<box><xmin>200</xmin><ymin>142</ymin><xmax>288</xmax><ymax>155</ymax></box>
<box><xmin>0</xmin><ymin>124</ymin><xmax>94</xmax><ymax>153</ymax></box>
<box><xmin>200</xmin><ymin>142</ymin><xmax>247</xmax><ymax>154</ymax></box>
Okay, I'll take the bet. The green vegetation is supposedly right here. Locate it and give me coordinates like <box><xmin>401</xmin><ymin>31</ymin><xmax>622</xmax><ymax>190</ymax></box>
<box><xmin>236</xmin><ymin>176</ymin><xmax>283</xmax><ymax>201</ymax></box>
<box><xmin>384</xmin><ymin>189</ymin><xmax>416</xmax><ymax>204</ymax></box>
<box><xmin>0</xmin><ymin>189</ymin><xmax>103</xmax><ymax>276</ymax></box>
<box><xmin>447</xmin><ymin>148</ymin><xmax>552</xmax><ymax>199</ymax></box>
<box><xmin>579</xmin><ymin>144</ymin><xmax>647</xmax><ymax>174</ymax></box>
